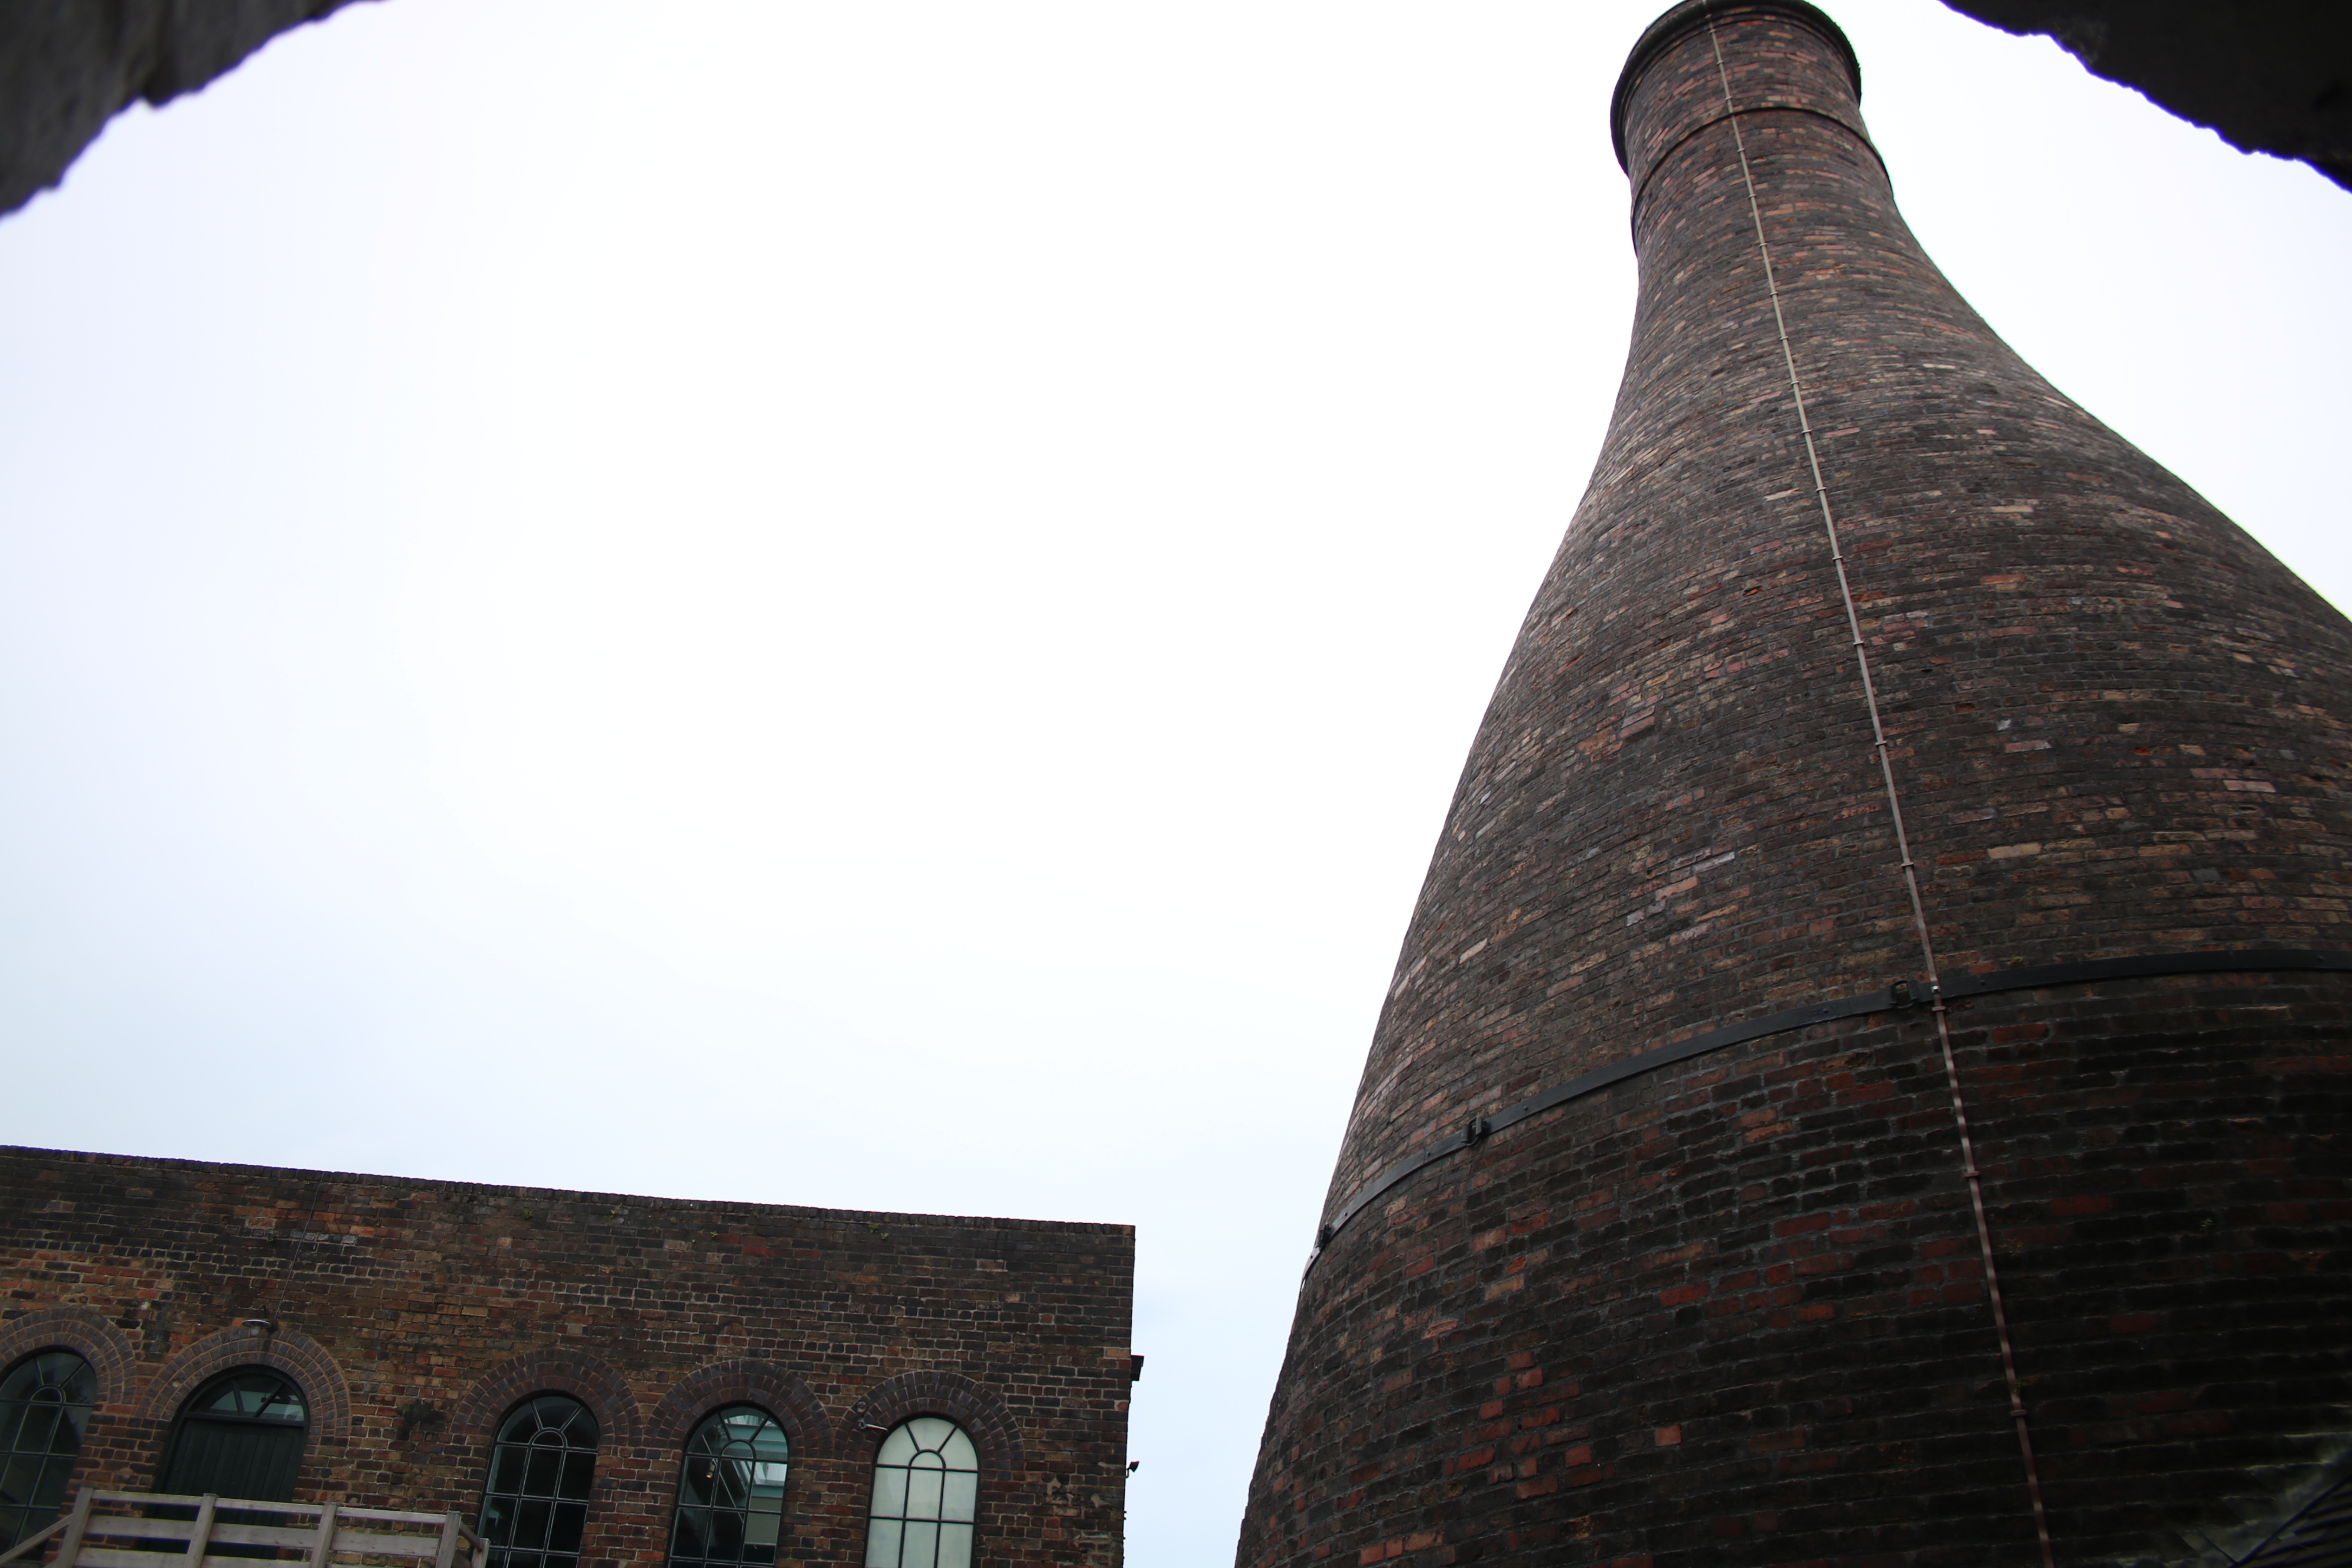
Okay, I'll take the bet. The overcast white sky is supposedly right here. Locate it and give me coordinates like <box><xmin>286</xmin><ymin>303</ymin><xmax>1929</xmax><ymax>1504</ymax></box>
<box><xmin>1</xmin><ymin>1</ymin><xmax>2345</xmax><ymax>1562</ymax></box>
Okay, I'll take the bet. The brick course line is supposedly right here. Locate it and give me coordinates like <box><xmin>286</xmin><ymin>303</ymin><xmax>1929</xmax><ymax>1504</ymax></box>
<box><xmin>1701</xmin><ymin>13</ymin><xmax>2057</xmax><ymax>1564</ymax></box>
<box><xmin>1305</xmin><ymin>943</ymin><xmax>2352</xmax><ymax>1263</ymax></box>
<box><xmin>1626</xmin><ymin>103</ymin><xmax>1886</xmax><ymax>236</ymax></box>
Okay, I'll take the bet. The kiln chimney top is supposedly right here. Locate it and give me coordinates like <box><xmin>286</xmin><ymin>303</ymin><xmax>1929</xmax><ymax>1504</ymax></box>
<box><xmin>1610</xmin><ymin>0</ymin><xmax>1862</xmax><ymax>171</ymax></box>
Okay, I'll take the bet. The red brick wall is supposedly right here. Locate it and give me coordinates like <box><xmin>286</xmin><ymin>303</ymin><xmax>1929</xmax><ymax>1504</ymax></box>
<box><xmin>0</xmin><ymin>1146</ymin><xmax>1133</xmax><ymax>1568</ymax></box>
<box><xmin>1238</xmin><ymin>2</ymin><xmax>2352</xmax><ymax>1564</ymax></box>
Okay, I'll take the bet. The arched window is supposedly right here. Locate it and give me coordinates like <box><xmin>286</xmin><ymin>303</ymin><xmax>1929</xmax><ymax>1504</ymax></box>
<box><xmin>863</xmin><ymin>1418</ymin><xmax>977</xmax><ymax>1568</ymax></box>
<box><xmin>0</xmin><ymin>1350</ymin><xmax>96</xmax><ymax>1550</ymax></box>
<box><xmin>161</xmin><ymin>1370</ymin><xmax>308</xmax><ymax>1502</ymax></box>
<box><xmin>666</xmin><ymin>1406</ymin><xmax>790</xmax><ymax>1568</ymax></box>
<box><xmin>478</xmin><ymin>1396</ymin><xmax>599</xmax><ymax>1568</ymax></box>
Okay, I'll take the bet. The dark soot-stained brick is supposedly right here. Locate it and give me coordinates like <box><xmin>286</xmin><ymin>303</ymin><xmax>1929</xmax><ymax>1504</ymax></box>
<box><xmin>1238</xmin><ymin>4</ymin><xmax>2352</xmax><ymax>1566</ymax></box>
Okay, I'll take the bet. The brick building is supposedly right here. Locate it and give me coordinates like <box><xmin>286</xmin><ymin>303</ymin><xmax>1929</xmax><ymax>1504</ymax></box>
<box><xmin>0</xmin><ymin>1146</ymin><xmax>1135</xmax><ymax>1568</ymax></box>
<box><xmin>1240</xmin><ymin>3</ymin><xmax>2352</xmax><ymax>1566</ymax></box>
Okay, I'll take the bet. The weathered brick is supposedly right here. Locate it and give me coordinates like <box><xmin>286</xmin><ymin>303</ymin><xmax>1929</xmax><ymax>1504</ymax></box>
<box><xmin>1236</xmin><ymin>4</ymin><xmax>2352</xmax><ymax>1566</ymax></box>
<box><xmin>0</xmin><ymin>1147</ymin><xmax>1133</xmax><ymax>1568</ymax></box>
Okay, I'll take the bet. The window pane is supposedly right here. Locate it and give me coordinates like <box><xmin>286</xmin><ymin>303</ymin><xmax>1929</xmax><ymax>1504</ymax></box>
<box><xmin>195</xmin><ymin>1373</ymin><xmax>306</xmax><ymax>1426</ymax></box>
<box><xmin>722</xmin><ymin>1511</ymin><xmax>754</xmax><ymax>1556</ymax></box>
<box><xmin>906</xmin><ymin>1468</ymin><xmax>944</xmax><ymax>1521</ymax></box>
<box><xmin>672</xmin><ymin>1509</ymin><xmax>709</xmax><ymax>1559</ymax></box>
<box><xmin>937</xmin><ymin>1523</ymin><xmax>974</xmax><ymax>1568</ymax></box>
<box><xmin>903</xmin><ymin>1522</ymin><xmax>939</xmax><ymax>1568</ymax></box>
<box><xmin>2</xmin><ymin>1457</ymin><xmax>44</xmax><ymax>1507</ymax></box>
<box><xmin>558</xmin><ymin>1405</ymin><xmax>600</xmax><ymax>1447</ymax></box>
<box><xmin>548</xmin><ymin>1505</ymin><xmax>586</xmax><ymax>1555</ymax></box>
<box><xmin>55</xmin><ymin>1404</ymin><xmax>89</xmax><ymax>1446</ymax></box>
<box><xmin>940</xmin><ymin>1472</ymin><xmax>976</xmax><ymax>1524</ymax></box>
<box><xmin>864</xmin><ymin>1520</ymin><xmax>901</xmax><ymax>1568</ymax></box>
<box><xmin>11</xmin><ymin>1405</ymin><xmax>59</xmax><ymax>1452</ymax></box>
<box><xmin>870</xmin><ymin>1467</ymin><xmax>907</xmax><ymax>1519</ymax></box>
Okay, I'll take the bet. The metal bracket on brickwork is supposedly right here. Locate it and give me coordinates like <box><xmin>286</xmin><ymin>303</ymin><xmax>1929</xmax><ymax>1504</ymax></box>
<box><xmin>1299</xmin><ymin>946</ymin><xmax>2352</xmax><ymax>1279</ymax></box>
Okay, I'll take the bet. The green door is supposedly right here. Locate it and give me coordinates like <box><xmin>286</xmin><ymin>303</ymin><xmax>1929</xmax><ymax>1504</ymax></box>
<box><xmin>161</xmin><ymin>1371</ymin><xmax>308</xmax><ymax>1502</ymax></box>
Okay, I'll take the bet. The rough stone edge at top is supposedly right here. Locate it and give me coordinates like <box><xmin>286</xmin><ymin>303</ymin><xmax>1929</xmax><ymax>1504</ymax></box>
<box><xmin>1942</xmin><ymin>0</ymin><xmax>2352</xmax><ymax>192</ymax></box>
<box><xmin>0</xmin><ymin>0</ymin><xmax>376</xmax><ymax>217</ymax></box>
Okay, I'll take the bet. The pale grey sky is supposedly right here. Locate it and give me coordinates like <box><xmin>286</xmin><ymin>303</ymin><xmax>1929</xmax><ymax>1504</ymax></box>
<box><xmin>2</xmin><ymin>3</ymin><xmax>2345</xmax><ymax>1563</ymax></box>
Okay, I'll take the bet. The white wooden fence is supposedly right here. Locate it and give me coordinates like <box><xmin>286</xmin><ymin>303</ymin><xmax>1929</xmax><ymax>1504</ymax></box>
<box><xmin>0</xmin><ymin>1491</ymin><xmax>485</xmax><ymax>1568</ymax></box>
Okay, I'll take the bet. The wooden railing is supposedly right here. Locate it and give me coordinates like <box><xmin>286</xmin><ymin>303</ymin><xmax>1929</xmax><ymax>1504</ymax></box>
<box><xmin>0</xmin><ymin>1491</ymin><xmax>485</xmax><ymax>1568</ymax></box>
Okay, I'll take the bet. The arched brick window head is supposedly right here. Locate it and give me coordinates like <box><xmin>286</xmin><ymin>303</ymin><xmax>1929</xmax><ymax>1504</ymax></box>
<box><xmin>0</xmin><ymin>1350</ymin><xmax>96</xmax><ymax>1549</ymax></box>
<box><xmin>478</xmin><ymin>1396</ymin><xmax>599</xmax><ymax>1568</ymax></box>
<box><xmin>667</xmin><ymin>1406</ymin><xmax>790</xmax><ymax>1567</ymax></box>
<box><xmin>864</xmin><ymin>1419</ymin><xmax>976</xmax><ymax>1568</ymax></box>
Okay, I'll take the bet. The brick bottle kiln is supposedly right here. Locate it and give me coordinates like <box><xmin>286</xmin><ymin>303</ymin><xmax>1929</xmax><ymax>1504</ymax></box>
<box><xmin>1237</xmin><ymin>4</ymin><xmax>2352</xmax><ymax>1566</ymax></box>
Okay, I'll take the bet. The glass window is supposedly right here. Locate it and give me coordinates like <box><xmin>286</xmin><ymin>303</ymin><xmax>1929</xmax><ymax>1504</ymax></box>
<box><xmin>0</xmin><ymin>1350</ymin><xmax>97</xmax><ymax>1550</ymax></box>
<box><xmin>161</xmin><ymin>1370</ymin><xmax>308</xmax><ymax>1502</ymax></box>
<box><xmin>863</xmin><ymin>1418</ymin><xmax>977</xmax><ymax>1568</ymax></box>
<box><xmin>666</xmin><ymin>1407</ymin><xmax>790</xmax><ymax>1568</ymax></box>
<box><xmin>477</xmin><ymin>1396</ymin><xmax>599</xmax><ymax>1568</ymax></box>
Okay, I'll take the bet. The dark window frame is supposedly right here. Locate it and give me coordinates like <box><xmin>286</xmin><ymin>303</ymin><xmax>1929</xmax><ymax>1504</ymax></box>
<box><xmin>664</xmin><ymin>1404</ymin><xmax>792</xmax><ymax>1568</ymax></box>
<box><xmin>0</xmin><ymin>1347</ymin><xmax>98</xmax><ymax>1550</ymax></box>
<box><xmin>475</xmin><ymin>1394</ymin><xmax>600</xmax><ymax>1568</ymax></box>
<box><xmin>862</xmin><ymin>1416</ymin><xmax>979</xmax><ymax>1568</ymax></box>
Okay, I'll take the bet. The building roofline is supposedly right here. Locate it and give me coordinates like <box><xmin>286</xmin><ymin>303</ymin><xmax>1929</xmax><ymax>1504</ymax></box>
<box><xmin>0</xmin><ymin>1142</ymin><xmax>1134</xmax><ymax>1237</ymax></box>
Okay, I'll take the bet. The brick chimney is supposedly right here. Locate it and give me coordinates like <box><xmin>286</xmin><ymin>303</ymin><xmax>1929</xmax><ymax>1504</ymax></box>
<box><xmin>1237</xmin><ymin>4</ymin><xmax>2352</xmax><ymax>1564</ymax></box>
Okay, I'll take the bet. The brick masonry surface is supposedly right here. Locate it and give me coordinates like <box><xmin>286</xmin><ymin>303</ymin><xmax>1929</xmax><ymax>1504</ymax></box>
<box><xmin>0</xmin><ymin>1146</ymin><xmax>1134</xmax><ymax>1568</ymax></box>
<box><xmin>1237</xmin><ymin>3</ymin><xmax>2352</xmax><ymax>1566</ymax></box>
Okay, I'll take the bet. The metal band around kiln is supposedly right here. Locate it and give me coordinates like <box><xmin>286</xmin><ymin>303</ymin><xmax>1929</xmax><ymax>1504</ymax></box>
<box><xmin>1302</xmin><ymin>947</ymin><xmax>2352</xmax><ymax>1276</ymax></box>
